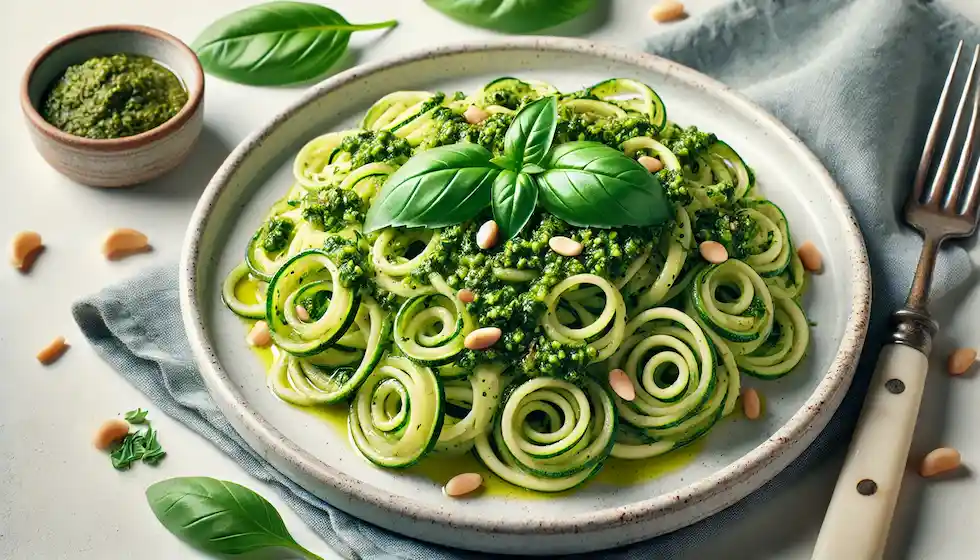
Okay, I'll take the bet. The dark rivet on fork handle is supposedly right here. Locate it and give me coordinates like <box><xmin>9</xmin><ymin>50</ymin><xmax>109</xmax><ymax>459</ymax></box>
<box><xmin>885</xmin><ymin>379</ymin><xmax>906</xmax><ymax>394</ymax></box>
<box><xmin>856</xmin><ymin>479</ymin><xmax>878</xmax><ymax>496</ymax></box>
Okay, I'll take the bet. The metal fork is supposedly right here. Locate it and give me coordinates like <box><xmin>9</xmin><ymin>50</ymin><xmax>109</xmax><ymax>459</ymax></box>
<box><xmin>813</xmin><ymin>41</ymin><xmax>980</xmax><ymax>560</ymax></box>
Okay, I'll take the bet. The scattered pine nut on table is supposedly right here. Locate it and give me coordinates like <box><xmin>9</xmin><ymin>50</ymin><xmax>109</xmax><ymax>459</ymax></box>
<box><xmin>920</xmin><ymin>447</ymin><xmax>962</xmax><ymax>478</ymax></box>
<box><xmin>650</xmin><ymin>0</ymin><xmax>686</xmax><ymax>22</ymax></box>
<box><xmin>102</xmin><ymin>228</ymin><xmax>151</xmax><ymax>261</ymax></box>
<box><xmin>947</xmin><ymin>347</ymin><xmax>977</xmax><ymax>376</ymax></box>
<box><xmin>10</xmin><ymin>230</ymin><xmax>43</xmax><ymax>272</ymax></box>
<box><xmin>36</xmin><ymin>336</ymin><xmax>69</xmax><ymax>365</ymax></box>
<box><xmin>93</xmin><ymin>419</ymin><xmax>131</xmax><ymax>451</ymax></box>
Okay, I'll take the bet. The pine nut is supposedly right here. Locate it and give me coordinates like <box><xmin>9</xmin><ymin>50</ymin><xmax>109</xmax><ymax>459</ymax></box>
<box><xmin>463</xmin><ymin>105</ymin><xmax>491</xmax><ymax>125</ymax></box>
<box><xmin>247</xmin><ymin>321</ymin><xmax>272</xmax><ymax>347</ymax></box>
<box><xmin>699</xmin><ymin>240</ymin><xmax>728</xmax><ymax>264</ymax></box>
<box><xmin>102</xmin><ymin>228</ymin><xmax>151</xmax><ymax>261</ymax></box>
<box><xmin>444</xmin><ymin>472</ymin><xmax>483</xmax><ymax>497</ymax></box>
<box><xmin>93</xmin><ymin>418</ymin><xmax>131</xmax><ymax>451</ymax></box>
<box><xmin>920</xmin><ymin>447</ymin><xmax>961</xmax><ymax>477</ymax></box>
<box><xmin>650</xmin><ymin>0</ymin><xmax>686</xmax><ymax>23</ymax></box>
<box><xmin>637</xmin><ymin>155</ymin><xmax>664</xmax><ymax>173</ymax></box>
<box><xmin>296</xmin><ymin>305</ymin><xmax>311</xmax><ymax>322</ymax></box>
<box><xmin>549</xmin><ymin>236</ymin><xmax>584</xmax><ymax>257</ymax></box>
<box><xmin>797</xmin><ymin>241</ymin><xmax>823</xmax><ymax>273</ymax></box>
<box><xmin>464</xmin><ymin>327</ymin><xmax>502</xmax><ymax>350</ymax></box>
<box><xmin>948</xmin><ymin>347</ymin><xmax>977</xmax><ymax>376</ymax></box>
<box><xmin>37</xmin><ymin>336</ymin><xmax>69</xmax><ymax>365</ymax></box>
<box><xmin>457</xmin><ymin>289</ymin><xmax>476</xmax><ymax>303</ymax></box>
<box><xmin>10</xmin><ymin>231</ymin><xmax>43</xmax><ymax>272</ymax></box>
<box><xmin>609</xmin><ymin>369</ymin><xmax>636</xmax><ymax>401</ymax></box>
<box><xmin>477</xmin><ymin>220</ymin><xmax>499</xmax><ymax>250</ymax></box>
<box><xmin>741</xmin><ymin>388</ymin><xmax>761</xmax><ymax>420</ymax></box>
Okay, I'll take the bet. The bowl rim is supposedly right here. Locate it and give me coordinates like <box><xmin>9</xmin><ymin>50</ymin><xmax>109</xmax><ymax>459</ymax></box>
<box><xmin>20</xmin><ymin>23</ymin><xmax>205</xmax><ymax>151</ymax></box>
<box><xmin>180</xmin><ymin>37</ymin><xmax>872</xmax><ymax>537</ymax></box>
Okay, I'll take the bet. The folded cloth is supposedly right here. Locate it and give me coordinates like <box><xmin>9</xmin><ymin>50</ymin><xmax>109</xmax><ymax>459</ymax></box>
<box><xmin>73</xmin><ymin>0</ymin><xmax>979</xmax><ymax>558</ymax></box>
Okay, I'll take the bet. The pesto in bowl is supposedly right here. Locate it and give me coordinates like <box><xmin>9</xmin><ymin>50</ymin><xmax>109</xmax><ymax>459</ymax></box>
<box><xmin>41</xmin><ymin>53</ymin><xmax>187</xmax><ymax>139</ymax></box>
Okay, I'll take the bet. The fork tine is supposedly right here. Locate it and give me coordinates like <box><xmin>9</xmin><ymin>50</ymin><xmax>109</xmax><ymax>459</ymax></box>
<box><xmin>925</xmin><ymin>41</ymin><xmax>972</xmax><ymax>207</ymax></box>
<box><xmin>960</xmin><ymin>79</ymin><xmax>980</xmax><ymax>219</ymax></box>
<box><xmin>943</xmin><ymin>45</ymin><xmax>980</xmax><ymax>212</ymax></box>
<box><xmin>916</xmin><ymin>41</ymin><xmax>964</xmax><ymax>204</ymax></box>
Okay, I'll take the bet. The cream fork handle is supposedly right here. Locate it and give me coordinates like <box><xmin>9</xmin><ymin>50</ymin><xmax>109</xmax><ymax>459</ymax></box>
<box><xmin>812</xmin><ymin>344</ymin><xmax>929</xmax><ymax>560</ymax></box>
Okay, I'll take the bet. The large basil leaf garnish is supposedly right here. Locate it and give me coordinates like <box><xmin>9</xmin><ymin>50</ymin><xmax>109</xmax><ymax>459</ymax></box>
<box><xmin>146</xmin><ymin>477</ymin><xmax>323</xmax><ymax>559</ymax></box>
<box><xmin>192</xmin><ymin>2</ymin><xmax>397</xmax><ymax>86</ymax></box>
<box><xmin>424</xmin><ymin>0</ymin><xmax>595</xmax><ymax>33</ymax></box>
<box><xmin>492</xmin><ymin>171</ymin><xmax>538</xmax><ymax>240</ymax></box>
<box><xmin>364</xmin><ymin>143</ymin><xmax>500</xmax><ymax>232</ymax></box>
<box><xmin>537</xmin><ymin>141</ymin><xmax>671</xmax><ymax>227</ymax></box>
<box><xmin>502</xmin><ymin>96</ymin><xmax>558</xmax><ymax>170</ymax></box>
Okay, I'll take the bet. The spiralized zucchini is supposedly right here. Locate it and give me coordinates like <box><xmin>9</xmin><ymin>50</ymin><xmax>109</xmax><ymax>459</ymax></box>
<box><xmin>221</xmin><ymin>76</ymin><xmax>814</xmax><ymax>493</ymax></box>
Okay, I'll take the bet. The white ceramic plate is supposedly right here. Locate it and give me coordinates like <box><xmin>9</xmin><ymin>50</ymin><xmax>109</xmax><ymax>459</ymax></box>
<box><xmin>180</xmin><ymin>38</ymin><xmax>870</xmax><ymax>555</ymax></box>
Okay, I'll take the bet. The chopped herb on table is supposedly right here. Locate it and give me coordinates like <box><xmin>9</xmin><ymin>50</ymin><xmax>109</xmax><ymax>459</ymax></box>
<box><xmin>107</xmin><ymin>409</ymin><xmax>167</xmax><ymax>470</ymax></box>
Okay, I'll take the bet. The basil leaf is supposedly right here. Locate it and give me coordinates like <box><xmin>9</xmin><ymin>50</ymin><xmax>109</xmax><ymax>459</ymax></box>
<box><xmin>503</xmin><ymin>96</ymin><xmax>558</xmax><ymax>169</ymax></box>
<box><xmin>489</xmin><ymin>155</ymin><xmax>513</xmax><ymax>169</ymax></box>
<box><xmin>364</xmin><ymin>144</ymin><xmax>500</xmax><ymax>232</ymax></box>
<box><xmin>192</xmin><ymin>2</ymin><xmax>397</xmax><ymax>86</ymax></box>
<box><xmin>147</xmin><ymin>477</ymin><xmax>323</xmax><ymax>559</ymax></box>
<box><xmin>537</xmin><ymin>141</ymin><xmax>672</xmax><ymax>227</ymax></box>
<box><xmin>124</xmin><ymin>408</ymin><xmax>148</xmax><ymax>424</ymax></box>
<box><xmin>492</xmin><ymin>171</ymin><xmax>538</xmax><ymax>239</ymax></box>
<box><xmin>522</xmin><ymin>163</ymin><xmax>545</xmax><ymax>175</ymax></box>
<box><xmin>425</xmin><ymin>0</ymin><xmax>595</xmax><ymax>33</ymax></box>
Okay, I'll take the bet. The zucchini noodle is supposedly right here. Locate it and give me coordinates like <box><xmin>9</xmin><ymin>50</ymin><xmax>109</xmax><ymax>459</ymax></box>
<box><xmin>221</xmin><ymin>76</ymin><xmax>815</xmax><ymax>493</ymax></box>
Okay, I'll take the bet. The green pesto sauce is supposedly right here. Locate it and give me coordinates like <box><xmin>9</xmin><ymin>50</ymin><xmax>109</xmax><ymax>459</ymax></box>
<box><xmin>41</xmin><ymin>53</ymin><xmax>187</xmax><ymax>139</ymax></box>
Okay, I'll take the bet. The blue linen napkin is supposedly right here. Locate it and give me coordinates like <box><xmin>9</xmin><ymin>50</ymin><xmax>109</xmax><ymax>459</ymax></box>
<box><xmin>72</xmin><ymin>0</ymin><xmax>980</xmax><ymax>558</ymax></box>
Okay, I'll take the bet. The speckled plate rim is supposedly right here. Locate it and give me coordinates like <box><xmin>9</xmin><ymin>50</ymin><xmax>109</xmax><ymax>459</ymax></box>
<box><xmin>180</xmin><ymin>37</ymin><xmax>871</xmax><ymax>538</ymax></box>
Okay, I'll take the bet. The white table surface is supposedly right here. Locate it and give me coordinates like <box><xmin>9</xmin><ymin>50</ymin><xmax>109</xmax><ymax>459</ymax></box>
<box><xmin>2</xmin><ymin>1</ymin><xmax>980</xmax><ymax>559</ymax></box>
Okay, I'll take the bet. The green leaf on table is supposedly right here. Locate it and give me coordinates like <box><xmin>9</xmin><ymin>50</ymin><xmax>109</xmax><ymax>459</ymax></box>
<box><xmin>124</xmin><ymin>408</ymin><xmax>149</xmax><ymax>424</ymax></box>
<box><xmin>146</xmin><ymin>477</ymin><xmax>324</xmax><ymax>559</ymax></box>
<box><xmin>141</xmin><ymin>425</ymin><xmax>167</xmax><ymax>465</ymax></box>
<box><xmin>492</xmin><ymin>171</ymin><xmax>538</xmax><ymax>239</ymax></box>
<box><xmin>537</xmin><ymin>141</ymin><xmax>672</xmax><ymax>227</ymax></box>
<box><xmin>110</xmin><ymin>432</ymin><xmax>143</xmax><ymax>470</ymax></box>
<box><xmin>424</xmin><ymin>0</ymin><xmax>595</xmax><ymax>33</ymax></box>
<box><xmin>363</xmin><ymin>143</ymin><xmax>500</xmax><ymax>232</ymax></box>
<box><xmin>192</xmin><ymin>2</ymin><xmax>397</xmax><ymax>86</ymax></box>
<box><xmin>502</xmin><ymin>96</ymin><xmax>558</xmax><ymax>169</ymax></box>
<box><xmin>107</xmin><ymin>411</ymin><xmax>167</xmax><ymax>470</ymax></box>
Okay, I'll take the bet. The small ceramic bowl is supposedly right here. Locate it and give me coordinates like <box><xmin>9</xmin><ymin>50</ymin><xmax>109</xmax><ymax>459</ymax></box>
<box><xmin>20</xmin><ymin>25</ymin><xmax>205</xmax><ymax>187</ymax></box>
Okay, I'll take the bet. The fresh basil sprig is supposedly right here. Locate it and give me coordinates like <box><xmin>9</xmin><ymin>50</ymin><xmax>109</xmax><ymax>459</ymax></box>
<box><xmin>146</xmin><ymin>477</ymin><xmax>323</xmax><ymax>559</ymax></box>
<box><xmin>425</xmin><ymin>0</ymin><xmax>595</xmax><ymax>33</ymax></box>
<box><xmin>365</xmin><ymin>95</ymin><xmax>670</xmax><ymax>238</ymax></box>
<box><xmin>193</xmin><ymin>2</ymin><xmax>397</xmax><ymax>86</ymax></box>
